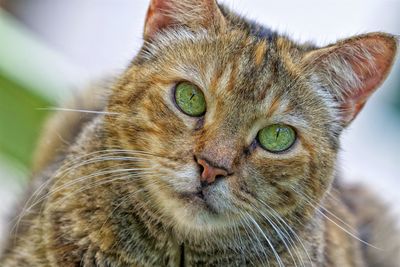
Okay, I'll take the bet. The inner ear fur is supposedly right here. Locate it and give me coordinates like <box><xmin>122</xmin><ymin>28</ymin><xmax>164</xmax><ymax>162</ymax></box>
<box><xmin>144</xmin><ymin>0</ymin><xmax>226</xmax><ymax>41</ymax></box>
<box><xmin>303</xmin><ymin>33</ymin><xmax>398</xmax><ymax>126</ymax></box>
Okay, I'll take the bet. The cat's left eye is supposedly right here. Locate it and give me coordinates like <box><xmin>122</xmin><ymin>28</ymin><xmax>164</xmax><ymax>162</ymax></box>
<box><xmin>174</xmin><ymin>82</ymin><xmax>206</xmax><ymax>117</ymax></box>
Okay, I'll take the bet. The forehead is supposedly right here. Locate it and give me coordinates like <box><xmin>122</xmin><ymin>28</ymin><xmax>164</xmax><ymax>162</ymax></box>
<box><xmin>130</xmin><ymin>26</ymin><xmax>338</xmax><ymax>147</ymax></box>
<box><xmin>145</xmin><ymin>28</ymin><xmax>304</xmax><ymax>110</ymax></box>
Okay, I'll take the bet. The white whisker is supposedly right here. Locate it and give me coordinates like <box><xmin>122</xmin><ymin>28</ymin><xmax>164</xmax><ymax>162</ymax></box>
<box><xmin>37</xmin><ymin>107</ymin><xmax>120</xmax><ymax>116</ymax></box>
<box><xmin>246</xmin><ymin>212</ymin><xmax>285</xmax><ymax>267</ymax></box>
<box><xmin>289</xmin><ymin>186</ymin><xmax>382</xmax><ymax>250</ymax></box>
<box><xmin>250</xmin><ymin>203</ymin><xmax>298</xmax><ymax>267</ymax></box>
<box><xmin>258</xmin><ymin>199</ymin><xmax>312</xmax><ymax>267</ymax></box>
<box><xmin>238</xmin><ymin>212</ymin><xmax>269</xmax><ymax>266</ymax></box>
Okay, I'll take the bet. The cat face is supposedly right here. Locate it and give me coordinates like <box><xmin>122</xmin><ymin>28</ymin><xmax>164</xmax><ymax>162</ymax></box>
<box><xmin>106</xmin><ymin>32</ymin><xmax>336</xmax><ymax>233</ymax></box>
<box><xmin>105</xmin><ymin>0</ymin><xmax>397</xmax><ymax>236</ymax></box>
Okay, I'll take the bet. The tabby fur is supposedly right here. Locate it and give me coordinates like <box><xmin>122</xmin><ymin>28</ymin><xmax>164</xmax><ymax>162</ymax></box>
<box><xmin>0</xmin><ymin>0</ymin><xmax>398</xmax><ymax>266</ymax></box>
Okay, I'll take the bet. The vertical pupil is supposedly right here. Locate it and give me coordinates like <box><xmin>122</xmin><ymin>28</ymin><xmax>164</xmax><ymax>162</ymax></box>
<box><xmin>276</xmin><ymin>128</ymin><xmax>281</xmax><ymax>139</ymax></box>
<box><xmin>258</xmin><ymin>125</ymin><xmax>295</xmax><ymax>152</ymax></box>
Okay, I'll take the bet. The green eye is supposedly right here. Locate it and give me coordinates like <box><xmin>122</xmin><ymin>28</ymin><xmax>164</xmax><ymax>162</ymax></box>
<box><xmin>257</xmin><ymin>124</ymin><xmax>296</xmax><ymax>153</ymax></box>
<box><xmin>174</xmin><ymin>82</ymin><xmax>206</xmax><ymax>117</ymax></box>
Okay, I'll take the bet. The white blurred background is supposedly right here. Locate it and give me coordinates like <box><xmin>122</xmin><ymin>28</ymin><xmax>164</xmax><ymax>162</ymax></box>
<box><xmin>0</xmin><ymin>0</ymin><xmax>399</xmax><ymax>249</ymax></box>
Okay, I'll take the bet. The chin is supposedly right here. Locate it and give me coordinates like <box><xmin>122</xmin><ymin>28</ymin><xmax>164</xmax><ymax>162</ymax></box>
<box><xmin>169</xmin><ymin>188</ymin><xmax>239</xmax><ymax>234</ymax></box>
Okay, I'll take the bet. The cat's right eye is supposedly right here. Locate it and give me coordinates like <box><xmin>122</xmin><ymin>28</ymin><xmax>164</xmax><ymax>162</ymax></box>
<box><xmin>257</xmin><ymin>124</ymin><xmax>296</xmax><ymax>153</ymax></box>
<box><xmin>174</xmin><ymin>82</ymin><xmax>206</xmax><ymax>117</ymax></box>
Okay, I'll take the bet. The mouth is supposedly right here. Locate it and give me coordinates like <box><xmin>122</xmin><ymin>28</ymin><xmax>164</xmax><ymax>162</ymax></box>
<box><xmin>178</xmin><ymin>189</ymin><xmax>221</xmax><ymax>214</ymax></box>
<box><xmin>194</xmin><ymin>190</ymin><xmax>205</xmax><ymax>200</ymax></box>
<box><xmin>180</xmin><ymin>190</ymin><xmax>206</xmax><ymax>202</ymax></box>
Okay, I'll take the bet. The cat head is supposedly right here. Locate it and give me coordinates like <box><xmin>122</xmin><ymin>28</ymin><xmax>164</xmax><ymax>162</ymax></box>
<box><xmin>105</xmin><ymin>0</ymin><xmax>398</xmax><ymax>237</ymax></box>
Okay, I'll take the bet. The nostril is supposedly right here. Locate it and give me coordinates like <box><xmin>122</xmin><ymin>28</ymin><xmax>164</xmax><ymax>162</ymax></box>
<box><xmin>215</xmin><ymin>174</ymin><xmax>225</xmax><ymax>180</ymax></box>
<box><xmin>198</xmin><ymin>163</ymin><xmax>204</xmax><ymax>174</ymax></box>
<box><xmin>197</xmin><ymin>163</ymin><xmax>205</xmax><ymax>176</ymax></box>
<box><xmin>199</xmin><ymin>165</ymin><xmax>204</xmax><ymax>179</ymax></box>
<box><xmin>200</xmin><ymin>180</ymin><xmax>208</xmax><ymax>188</ymax></box>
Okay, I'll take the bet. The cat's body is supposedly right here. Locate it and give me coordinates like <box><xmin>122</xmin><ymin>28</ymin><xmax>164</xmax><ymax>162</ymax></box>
<box><xmin>0</xmin><ymin>115</ymin><xmax>375</xmax><ymax>267</ymax></box>
<box><xmin>1</xmin><ymin>1</ymin><xmax>398</xmax><ymax>266</ymax></box>
<box><xmin>1</xmin><ymin>117</ymin><xmax>395</xmax><ymax>267</ymax></box>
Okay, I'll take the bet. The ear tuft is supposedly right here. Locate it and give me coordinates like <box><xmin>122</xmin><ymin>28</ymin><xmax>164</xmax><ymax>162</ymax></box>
<box><xmin>144</xmin><ymin>0</ymin><xmax>225</xmax><ymax>41</ymax></box>
<box><xmin>304</xmin><ymin>33</ymin><xmax>398</xmax><ymax>125</ymax></box>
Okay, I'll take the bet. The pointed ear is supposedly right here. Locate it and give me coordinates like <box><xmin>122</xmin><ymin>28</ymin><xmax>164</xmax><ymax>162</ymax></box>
<box><xmin>303</xmin><ymin>33</ymin><xmax>398</xmax><ymax>126</ymax></box>
<box><xmin>144</xmin><ymin>0</ymin><xmax>226</xmax><ymax>41</ymax></box>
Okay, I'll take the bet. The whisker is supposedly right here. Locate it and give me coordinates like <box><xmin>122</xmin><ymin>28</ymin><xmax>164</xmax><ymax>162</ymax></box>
<box><xmin>238</xmin><ymin>212</ymin><xmax>270</xmax><ymax>266</ymax></box>
<box><xmin>28</xmin><ymin>150</ymin><xmax>163</xmax><ymax>204</ymax></box>
<box><xmin>298</xmin><ymin>189</ymin><xmax>358</xmax><ymax>234</ymax></box>
<box><xmin>250</xmin><ymin>203</ymin><xmax>298</xmax><ymax>267</ymax></box>
<box><xmin>289</xmin><ymin>186</ymin><xmax>382</xmax><ymax>250</ymax></box>
<box><xmin>29</xmin><ymin>166</ymin><xmax>153</xmax><ymax>210</ymax></box>
<box><xmin>246</xmin><ymin>212</ymin><xmax>284</xmax><ymax>267</ymax></box>
<box><xmin>257</xmin><ymin>199</ymin><xmax>312</xmax><ymax>267</ymax></box>
<box><xmin>12</xmin><ymin>153</ymin><xmax>158</xmax><ymax>235</ymax></box>
<box><xmin>36</xmin><ymin>107</ymin><xmax>120</xmax><ymax>116</ymax></box>
<box><xmin>13</xmin><ymin>149</ymin><xmax>163</xmax><ymax>221</ymax></box>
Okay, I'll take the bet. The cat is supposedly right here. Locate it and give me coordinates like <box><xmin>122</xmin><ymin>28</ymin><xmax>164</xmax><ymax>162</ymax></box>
<box><xmin>0</xmin><ymin>0</ymin><xmax>399</xmax><ymax>266</ymax></box>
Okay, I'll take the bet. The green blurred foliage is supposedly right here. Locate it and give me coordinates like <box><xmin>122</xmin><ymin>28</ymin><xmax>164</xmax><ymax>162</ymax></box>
<box><xmin>0</xmin><ymin>73</ymin><xmax>50</xmax><ymax>168</ymax></box>
<box><xmin>0</xmin><ymin>9</ymin><xmax>65</xmax><ymax>174</ymax></box>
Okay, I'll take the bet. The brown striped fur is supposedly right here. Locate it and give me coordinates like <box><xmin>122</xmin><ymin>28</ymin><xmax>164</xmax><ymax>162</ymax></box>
<box><xmin>1</xmin><ymin>1</ymin><xmax>399</xmax><ymax>266</ymax></box>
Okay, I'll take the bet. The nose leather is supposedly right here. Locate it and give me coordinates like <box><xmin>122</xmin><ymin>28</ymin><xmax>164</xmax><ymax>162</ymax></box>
<box><xmin>196</xmin><ymin>158</ymin><xmax>228</xmax><ymax>185</ymax></box>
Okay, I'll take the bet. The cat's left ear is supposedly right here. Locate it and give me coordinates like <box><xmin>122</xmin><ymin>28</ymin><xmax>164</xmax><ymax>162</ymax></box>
<box><xmin>303</xmin><ymin>33</ymin><xmax>398</xmax><ymax>126</ymax></box>
<box><xmin>144</xmin><ymin>0</ymin><xmax>226</xmax><ymax>41</ymax></box>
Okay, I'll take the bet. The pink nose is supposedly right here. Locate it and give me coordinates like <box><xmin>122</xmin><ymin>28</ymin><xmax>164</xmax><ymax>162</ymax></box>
<box><xmin>196</xmin><ymin>158</ymin><xmax>228</xmax><ymax>185</ymax></box>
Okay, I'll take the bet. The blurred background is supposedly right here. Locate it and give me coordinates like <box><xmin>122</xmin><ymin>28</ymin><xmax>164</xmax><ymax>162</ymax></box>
<box><xmin>0</xmin><ymin>0</ymin><xmax>399</xmax><ymax>249</ymax></box>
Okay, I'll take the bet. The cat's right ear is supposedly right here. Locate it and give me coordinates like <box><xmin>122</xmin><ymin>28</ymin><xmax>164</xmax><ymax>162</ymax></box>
<box><xmin>144</xmin><ymin>0</ymin><xmax>226</xmax><ymax>41</ymax></box>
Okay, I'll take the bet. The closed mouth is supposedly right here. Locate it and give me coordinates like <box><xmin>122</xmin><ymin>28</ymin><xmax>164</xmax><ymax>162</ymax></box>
<box><xmin>194</xmin><ymin>190</ymin><xmax>205</xmax><ymax>200</ymax></box>
<box><xmin>179</xmin><ymin>190</ymin><xmax>206</xmax><ymax>202</ymax></box>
